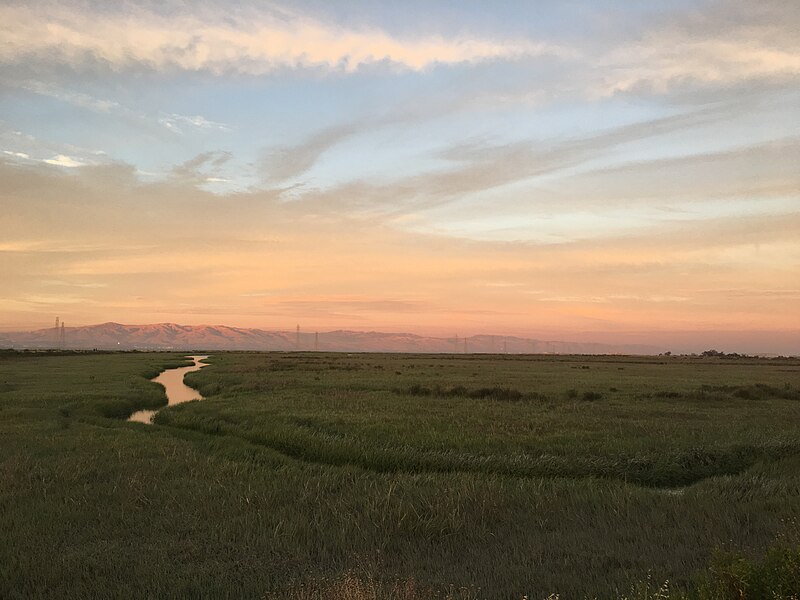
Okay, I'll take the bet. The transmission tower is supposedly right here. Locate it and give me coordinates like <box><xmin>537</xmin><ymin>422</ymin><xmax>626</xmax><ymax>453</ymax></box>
<box><xmin>54</xmin><ymin>317</ymin><xmax>60</xmax><ymax>347</ymax></box>
<box><xmin>463</xmin><ymin>338</ymin><xmax>468</xmax><ymax>354</ymax></box>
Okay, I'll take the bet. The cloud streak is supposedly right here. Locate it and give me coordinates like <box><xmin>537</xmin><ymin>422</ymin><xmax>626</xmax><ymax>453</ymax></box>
<box><xmin>290</xmin><ymin>100</ymin><xmax>758</xmax><ymax>217</ymax></box>
<box><xmin>42</xmin><ymin>154</ymin><xmax>86</xmax><ymax>168</ymax></box>
<box><xmin>1</xmin><ymin>0</ymin><xmax>797</xmax><ymax>96</ymax></box>
<box><xmin>261</xmin><ymin>123</ymin><xmax>362</xmax><ymax>183</ymax></box>
<box><xmin>4</xmin><ymin>78</ymin><xmax>231</xmax><ymax>136</ymax></box>
<box><xmin>0</xmin><ymin>3</ymin><xmax>555</xmax><ymax>75</ymax></box>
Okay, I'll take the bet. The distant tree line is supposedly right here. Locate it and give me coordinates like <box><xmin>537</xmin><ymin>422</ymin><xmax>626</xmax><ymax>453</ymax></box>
<box><xmin>701</xmin><ymin>349</ymin><xmax>755</xmax><ymax>359</ymax></box>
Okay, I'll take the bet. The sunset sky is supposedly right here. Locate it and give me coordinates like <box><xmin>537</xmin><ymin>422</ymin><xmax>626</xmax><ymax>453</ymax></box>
<box><xmin>1</xmin><ymin>1</ymin><xmax>799</xmax><ymax>352</ymax></box>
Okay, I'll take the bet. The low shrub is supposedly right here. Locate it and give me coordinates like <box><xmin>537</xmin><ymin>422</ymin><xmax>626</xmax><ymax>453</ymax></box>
<box><xmin>402</xmin><ymin>384</ymin><xmax>530</xmax><ymax>402</ymax></box>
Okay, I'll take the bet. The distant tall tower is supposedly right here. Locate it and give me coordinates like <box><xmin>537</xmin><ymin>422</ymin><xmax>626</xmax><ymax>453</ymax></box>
<box><xmin>54</xmin><ymin>317</ymin><xmax>60</xmax><ymax>346</ymax></box>
<box><xmin>503</xmin><ymin>338</ymin><xmax>508</xmax><ymax>354</ymax></box>
<box><xmin>314</xmin><ymin>331</ymin><xmax>319</xmax><ymax>352</ymax></box>
<box><xmin>296</xmin><ymin>324</ymin><xmax>300</xmax><ymax>350</ymax></box>
<box><xmin>463</xmin><ymin>338</ymin><xmax>468</xmax><ymax>354</ymax></box>
<box><xmin>60</xmin><ymin>322</ymin><xmax>65</xmax><ymax>348</ymax></box>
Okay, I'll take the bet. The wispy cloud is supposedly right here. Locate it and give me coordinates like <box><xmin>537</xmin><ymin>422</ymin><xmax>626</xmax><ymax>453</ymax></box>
<box><xmin>0</xmin><ymin>3</ymin><xmax>557</xmax><ymax>75</ymax></box>
<box><xmin>43</xmin><ymin>154</ymin><xmax>86</xmax><ymax>168</ymax></box>
<box><xmin>3</xmin><ymin>150</ymin><xmax>30</xmax><ymax>159</ymax></box>
<box><xmin>5</xmin><ymin>78</ymin><xmax>230</xmax><ymax>135</ymax></box>
<box><xmin>259</xmin><ymin>100</ymin><xmax>489</xmax><ymax>184</ymax></box>
<box><xmin>291</xmin><ymin>101</ymin><xmax>752</xmax><ymax>216</ymax></box>
<box><xmin>1</xmin><ymin>1</ymin><xmax>796</xmax><ymax>96</ymax></box>
<box><xmin>5</xmin><ymin>79</ymin><xmax>125</xmax><ymax>112</ymax></box>
<box><xmin>169</xmin><ymin>151</ymin><xmax>233</xmax><ymax>184</ymax></box>
<box><xmin>261</xmin><ymin>123</ymin><xmax>363</xmax><ymax>183</ymax></box>
<box><xmin>0</xmin><ymin>126</ymin><xmax>107</xmax><ymax>169</ymax></box>
<box><xmin>41</xmin><ymin>279</ymin><xmax>107</xmax><ymax>289</ymax></box>
<box><xmin>158</xmin><ymin>113</ymin><xmax>232</xmax><ymax>134</ymax></box>
<box><xmin>596</xmin><ymin>38</ymin><xmax>800</xmax><ymax>97</ymax></box>
<box><xmin>591</xmin><ymin>0</ymin><xmax>800</xmax><ymax>95</ymax></box>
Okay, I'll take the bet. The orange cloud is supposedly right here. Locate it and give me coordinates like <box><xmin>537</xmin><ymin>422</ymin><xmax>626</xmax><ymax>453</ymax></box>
<box><xmin>1</xmin><ymin>156</ymin><xmax>798</xmax><ymax>345</ymax></box>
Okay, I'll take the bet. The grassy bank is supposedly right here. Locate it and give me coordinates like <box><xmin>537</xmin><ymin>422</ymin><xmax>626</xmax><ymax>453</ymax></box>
<box><xmin>1</xmin><ymin>351</ymin><xmax>799</xmax><ymax>598</ymax></box>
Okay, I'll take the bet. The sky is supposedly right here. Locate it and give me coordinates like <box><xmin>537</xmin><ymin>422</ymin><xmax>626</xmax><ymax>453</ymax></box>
<box><xmin>0</xmin><ymin>0</ymin><xmax>799</xmax><ymax>353</ymax></box>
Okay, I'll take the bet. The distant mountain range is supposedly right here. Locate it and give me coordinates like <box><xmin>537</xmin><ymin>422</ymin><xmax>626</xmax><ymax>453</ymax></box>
<box><xmin>0</xmin><ymin>322</ymin><xmax>664</xmax><ymax>355</ymax></box>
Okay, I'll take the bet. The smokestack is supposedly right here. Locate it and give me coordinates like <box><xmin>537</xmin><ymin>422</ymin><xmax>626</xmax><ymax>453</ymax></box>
<box><xmin>54</xmin><ymin>317</ymin><xmax>60</xmax><ymax>347</ymax></box>
<box><xmin>60</xmin><ymin>322</ymin><xmax>65</xmax><ymax>348</ymax></box>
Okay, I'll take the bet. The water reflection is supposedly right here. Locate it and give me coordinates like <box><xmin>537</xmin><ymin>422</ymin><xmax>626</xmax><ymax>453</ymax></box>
<box><xmin>129</xmin><ymin>355</ymin><xmax>209</xmax><ymax>424</ymax></box>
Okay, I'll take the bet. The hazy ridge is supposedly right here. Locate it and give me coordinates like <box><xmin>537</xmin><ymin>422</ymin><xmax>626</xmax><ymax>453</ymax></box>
<box><xmin>0</xmin><ymin>322</ymin><xmax>663</xmax><ymax>354</ymax></box>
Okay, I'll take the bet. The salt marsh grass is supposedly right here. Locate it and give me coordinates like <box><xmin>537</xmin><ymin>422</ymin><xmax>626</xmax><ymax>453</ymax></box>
<box><xmin>1</xmin><ymin>350</ymin><xmax>799</xmax><ymax>598</ymax></box>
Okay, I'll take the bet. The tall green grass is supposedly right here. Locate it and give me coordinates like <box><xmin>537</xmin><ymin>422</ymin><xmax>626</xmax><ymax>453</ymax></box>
<box><xmin>1</xmin><ymin>351</ymin><xmax>799</xmax><ymax>598</ymax></box>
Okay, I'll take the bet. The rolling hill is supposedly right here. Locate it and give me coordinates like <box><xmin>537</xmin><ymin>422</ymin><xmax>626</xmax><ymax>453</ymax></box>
<box><xmin>1</xmin><ymin>322</ymin><xmax>663</xmax><ymax>354</ymax></box>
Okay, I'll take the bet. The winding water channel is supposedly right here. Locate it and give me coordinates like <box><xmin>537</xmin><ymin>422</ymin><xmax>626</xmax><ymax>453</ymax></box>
<box><xmin>128</xmin><ymin>355</ymin><xmax>209</xmax><ymax>424</ymax></box>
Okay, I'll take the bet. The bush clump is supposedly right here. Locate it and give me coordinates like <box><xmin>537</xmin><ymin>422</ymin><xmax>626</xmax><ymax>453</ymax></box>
<box><xmin>696</xmin><ymin>536</ymin><xmax>800</xmax><ymax>599</ymax></box>
<box><xmin>695</xmin><ymin>383</ymin><xmax>800</xmax><ymax>402</ymax></box>
<box><xmin>402</xmin><ymin>384</ymin><xmax>531</xmax><ymax>402</ymax></box>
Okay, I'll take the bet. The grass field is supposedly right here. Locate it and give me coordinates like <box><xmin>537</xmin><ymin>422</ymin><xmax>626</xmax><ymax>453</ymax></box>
<box><xmin>1</xmin><ymin>350</ymin><xmax>799</xmax><ymax>598</ymax></box>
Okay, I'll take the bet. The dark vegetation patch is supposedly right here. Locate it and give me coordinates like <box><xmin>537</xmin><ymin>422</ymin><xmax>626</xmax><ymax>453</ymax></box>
<box><xmin>401</xmin><ymin>384</ymin><xmax>539</xmax><ymax>402</ymax></box>
<box><xmin>700</xmin><ymin>383</ymin><xmax>799</xmax><ymax>401</ymax></box>
<box><xmin>653</xmin><ymin>391</ymin><xmax>684</xmax><ymax>399</ymax></box>
<box><xmin>696</xmin><ymin>530</ymin><xmax>800</xmax><ymax>599</ymax></box>
<box><xmin>260</xmin><ymin>357</ymin><xmax>365</xmax><ymax>373</ymax></box>
<box><xmin>648</xmin><ymin>384</ymin><xmax>799</xmax><ymax>402</ymax></box>
<box><xmin>191</xmin><ymin>380</ymin><xmax>224</xmax><ymax>397</ymax></box>
<box><xmin>95</xmin><ymin>390</ymin><xmax>166</xmax><ymax>419</ymax></box>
